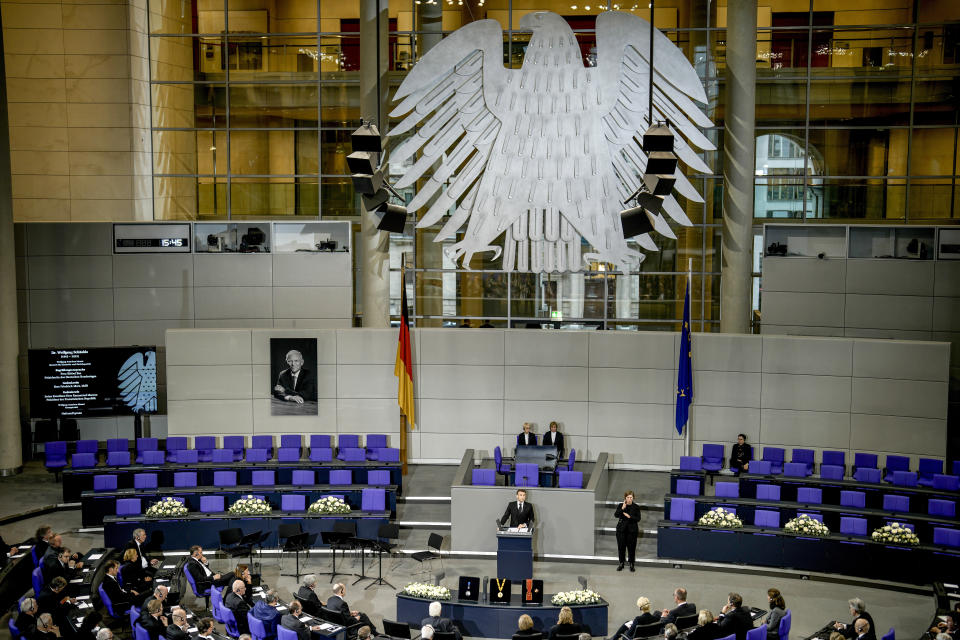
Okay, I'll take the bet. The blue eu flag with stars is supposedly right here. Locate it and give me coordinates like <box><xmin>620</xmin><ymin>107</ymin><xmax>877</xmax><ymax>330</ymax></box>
<box><xmin>675</xmin><ymin>281</ymin><xmax>692</xmax><ymax>436</ymax></box>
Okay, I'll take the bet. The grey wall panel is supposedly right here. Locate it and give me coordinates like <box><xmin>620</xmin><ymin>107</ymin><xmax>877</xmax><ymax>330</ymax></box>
<box><xmin>26</xmin><ymin>222</ymin><xmax>111</xmax><ymax>255</ymax></box>
<box><xmin>849</xmin><ymin>414</ymin><xmax>945</xmax><ymax>457</ymax></box>
<box><xmin>29</xmin><ymin>288</ymin><xmax>114</xmax><ymax>322</ymax></box>
<box><xmin>251</xmin><ymin>399</ymin><xmax>338</xmax><ymax>434</ymax></box>
<box><xmin>194</xmin><ymin>319</ymin><xmax>276</xmax><ymax>329</ymax></box>
<box><xmin>28</xmin><ymin>255</ymin><xmax>113</xmax><ymax>289</ymax></box>
<box><xmin>695</xmin><ymin>333</ymin><xmax>761</xmax><ymax>372</ymax></box>
<box><xmin>166</xmin><ymin>365</ymin><xmax>253</xmax><ymax>400</ymax></box>
<box><xmin>166</xmin><ymin>399</ymin><xmax>254</xmax><ymax>435</ymax></box>
<box><xmin>336</xmin><ymin>364</ymin><xmax>396</xmax><ymax>399</ymax></box>
<box><xmin>502</xmin><ymin>400</ymin><xmax>588</xmax><ymax>437</ymax></box>
<box><xmin>16</xmin><ymin>290</ymin><xmax>28</xmax><ymax>323</ymax></box>
<box><xmin>251</xmin><ymin>364</ymin><xmax>337</xmax><ymax>399</ymax></box>
<box><xmin>273</xmin><ymin>287</ymin><xmax>351</xmax><ymax>319</ymax></box>
<box><xmin>846</xmin><ymin>294</ymin><xmax>933</xmax><ymax>331</ymax></box>
<box><xmin>846</xmin><ymin>260</ymin><xmax>935</xmax><ymax>296</ymax></box>
<box><xmin>115</xmin><ymin>287</ymin><xmax>193</xmax><ymax>321</ymax></box>
<box><xmin>272</xmin><ymin>254</ymin><xmax>351</xmax><ymax>287</ymax></box>
<box><xmin>588</xmin><ymin>368</ymin><xmax>673</xmax><ymax>404</ymax></box>
<box><xmin>28</xmin><ymin>321</ymin><xmax>115</xmax><ymax>348</ymax></box>
<box><xmin>692</xmin><ymin>370</ymin><xmax>761</xmax><ymax>408</ymax></box>
<box><xmin>505</xmin><ymin>366</ymin><xmax>588</xmax><ymax>401</ymax></box>
<box><xmin>74</xmin><ymin>417</ymin><xmax>120</xmax><ymax>440</ymax></box>
<box><xmin>193</xmin><ymin>254</ymin><xmax>272</xmax><ymax>287</ymax></box>
<box><xmin>419</xmin><ymin>364</ymin><xmax>504</xmax><ymax>400</ymax></box>
<box><xmin>504</xmin><ymin>331</ymin><xmax>588</xmax><ymax>367</ymax></box>
<box><xmin>193</xmin><ymin>286</ymin><xmax>273</xmax><ymax>320</ymax></box>
<box><xmin>251</xmin><ymin>329</ymin><xmax>338</xmax><ymax>365</ymax></box>
<box><xmin>760</xmin><ymin>373</ymin><xmax>851</xmax><ymax>412</ymax></box>
<box><xmin>761</xmin><ymin>336</ymin><xmax>853</xmax><ymax>376</ymax></box>
<box><xmin>761</xmin><ymin>292</ymin><xmax>845</xmax><ymax>327</ymax></box>
<box><xmin>589</xmin><ymin>436</ymin><xmax>675</xmax><ymax>467</ymax></box>
<box><xmin>933</xmin><ymin>297</ymin><xmax>960</xmax><ymax>332</ymax></box>
<box><xmin>588</xmin><ymin>331</ymin><xmax>676</xmax><ymax>369</ymax></box>
<box><xmin>419</xmin><ymin>399</ymin><xmax>503</xmax><ymax>434</ymax></box>
<box><xmin>935</xmin><ymin>262</ymin><xmax>960</xmax><ymax>297</ymax></box>
<box><xmin>336</xmin><ymin>329</ymin><xmax>396</xmax><ymax>364</ymax></box>
<box><xmin>336</xmin><ymin>398</ymin><xmax>397</xmax><ymax>431</ymax></box>
<box><xmin>852</xmin><ymin>339</ymin><xmax>950</xmax><ymax>381</ymax></box>
<box><xmin>422</xmin><ymin>434</ymin><xmax>498</xmax><ymax>461</ymax></box>
<box><xmin>165</xmin><ymin>329</ymin><xmax>251</xmax><ymax>365</ymax></box>
<box><xmin>843</xmin><ymin>328</ymin><xmax>933</xmax><ymax>341</ymax></box>
<box><xmin>761</xmin><ymin>325</ymin><xmax>844</xmax><ymax>337</ymax></box>
<box><xmin>115</xmin><ymin>320</ymin><xmax>193</xmax><ymax>346</ymax></box>
<box><xmin>273</xmin><ymin>319</ymin><xmax>352</xmax><ymax>329</ymax></box>
<box><xmin>113</xmin><ymin>254</ymin><xmax>193</xmax><ymax>288</ymax></box>
<box><xmin>587</xmin><ymin>402</ymin><xmax>675</xmax><ymax>439</ymax></box>
<box><xmin>852</xmin><ymin>378</ymin><xmax>948</xmax><ymax>419</ymax></box>
<box><xmin>932</xmin><ymin>332</ymin><xmax>960</xmax><ymax>367</ymax></box>
<box><xmin>759</xmin><ymin>409</ymin><xmax>851</xmax><ymax>449</ymax></box>
<box><xmin>15</xmin><ymin>255</ymin><xmax>26</xmax><ymax>290</ymax></box>
<box><xmin>690</xmin><ymin>406</ymin><xmax>760</xmax><ymax>443</ymax></box>
<box><xmin>762</xmin><ymin>258</ymin><xmax>846</xmax><ymax>293</ymax></box>
<box><xmin>419</xmin><ymin>329</ymin><xmax>505</xmax><ymax>366</ymax></box>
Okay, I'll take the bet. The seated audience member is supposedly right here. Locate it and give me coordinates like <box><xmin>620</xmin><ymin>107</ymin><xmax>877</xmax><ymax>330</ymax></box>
<box><xmin>579</xmin><ymin>635</ymin><xmax>591</xmax><ymax>640</ymax></box>
<box><xmin>120</xmin><ymin>548</ymin><xmax>153</xmax><ymax>593</ymax></box>
<box><xmin>829</xmin><ymin>634</ymin><xmax>845</xmax><ymax>640</ymax></box>
<box><xmin>97</xmin><ymin>629</ymin><xmax>113</xmax><ymax>640</ymax></box>
<box><xmin>165</xmin><ymin>608</ymin><xmax>190</xmax><ymax>640</ymax></box>
<box><xmin>17</xmin><ymin>598</ymin><xmax>39</xmax><ymax>639</ymax></box>
<box><xmin>140</xmin><ymin>599</ymin><xmax>169</xmax><ymax>640</ymax></box>
<box><xmin>610</xmin><ymin>596</ymin><xmax>662</xmax><ymax>640</ymax></box>
<box><xmin>515</xmin><ymin>614</ymin><xmax>542</xmax><ymax>637</ymax></box>
<box><xmin>765</xmin><ymin>589</ymin><xmax>787</xmax><ymax>640</ymax></box>
<box><xmin>422</xmin><ymin>626</ymin><xmax>435</xmax><ymax>640</ymax></box>
<box><xmin>37</xmin><ymin>577</ymin><xmax>75</xmax><ymax>619</ymax></box>
<box><xmin>101</xmin><ymin>560</ymin><xmax>143</xmax><ymax>611</ymax></box>
<box><xmin>517</xmin><ymin>423</ymin><xmax>537</xmax><ymax>447</ymax></box>
<box><xmin>853</xmin><ymin>620</ymin><xmax>873</xmax><ymax>640</ymax></box>
<box><xmin>835</xmin><ymin>598</ymin><xmax>875</xmax><ymax>640</ymax></box>
<box><xmin>327</xmin><ymin>583</ymin><xmax>377</xmax><ymax>633</ymax></box>
<box><xmin>43</xmin><ymin>546</ymin><xmax>82</xmax><ymax>585</ymax></box>
<box><xmin>296</xmin><ymin>574</ymin><xmax>324</xmax><ymax>616</ymax></box>
<box><xmin>0</xmin><ymin>530</ymin><xmax>20</xmax><ymax>566</ymax></box>
<box><xmin>931</xmin><ymin>613</ymin><xmax>958</xmax><ymax>638</ymax></box>
<box><xmin>687</xmin><ymin>611</ymin><xmax>721</xmax><ymax>640</ymax></box>
<box><xmin>664</xmin><ymin>624</ymin><xmax>680</xmax><ymax>640</ymax></box>
<box><xmin>662</xmin><ymin>589</ymin><xmax>697</xmax><ymax>625</ymax></box>
<box><xmin>282</xmin><ymin>601</ymin><xmax>322</xmax><ymax>640</ymax></box>
<box><xmin>717</xmin><ymin>593</ymin><xmax>753</xmax><ymax>640</ymax></box>
<box><xmin>42</xmin><ymin>535</ymin><xmax>81</xmax><ymax>567</ymax></box>
<box><xmin>185</xmin><ymin>546</ymin><xmax>228</xmax><ymax>593</ymax></box>
<box><xmin>196</xmin><ymin>618</ymin><xmax>216</xmax><ymax>640</ymax></box>
<box><xmin>730</xmin><ymin>434</ymin><xmax>751</xmax><ymax>473</ymax></box>
<box><xmin>225</xmin><ymin>580</ymin><xmax>252</xmax><ymax>635</ymax></box>
<box><xmin>34</xmin><ymin>526</ymin><xmax>55</xmax><ymax>562</ymax></box>
<box><xmin>938</xmin><ymin>635</ymin><xmax>954</xmax><ymax>640</ymax></box>
<box><xmin>357</xmin><ymin>627</ymin><xmax>371</xmax><ymax>640</ymax></box>
<box><xmin>125</xmin><ymin>529</ymin><xmax>160</xmax><ymax>574</ymax></box>
<box><xmin>220</xmin><ymin>563</ymin><xmax>252</xmax><ymax>596</ymax></box>
<box><xmin>252</xmin><ymin>590</ymin><xmax>284</xmax><ymax>630</ymax></box>
<box><xmin>140</xmin><ymin>586</ymin><xmax>169</xmax><ymax>623</ymax></box>
<box><xmin>542</xmin><ymin>422</ymin><xmax>565</xmax><ymax>458</ymax></box>
<box><xmin>549</xmin><ymin>606</ymin><xmax>583</xmax><ymax>640</ymax></box>
<box><xmin>421</xmin><ymin>601</ymin><xmax>462</xmax><ymax>640</ymax></box>
<box><xmin>34</xmin><ymin>613</ymin><xmax>60</xmax><ymax>640</ymax></box>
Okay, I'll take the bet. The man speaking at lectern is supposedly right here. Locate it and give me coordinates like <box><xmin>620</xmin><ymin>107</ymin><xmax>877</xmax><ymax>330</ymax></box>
<box><xmin>499</xmin><ymin>489</ymin><xmax>535</xmax><ymax>529</ymax></box>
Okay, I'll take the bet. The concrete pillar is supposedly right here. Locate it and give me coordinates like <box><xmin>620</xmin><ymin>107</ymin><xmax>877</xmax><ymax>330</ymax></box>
<box><xmin>359</xmin><ymin>0</ymin><xmax>390</xmax><ymax>327</ymax></box>
<box><xmin>720</xmin><ymin>0</ymin><xmax>757</xmax><ymax>334</ymax></box>
<box><xmin>0</xmin><ymin>20</ymin><xmax>23</xmax><ymax>475</ymax></box>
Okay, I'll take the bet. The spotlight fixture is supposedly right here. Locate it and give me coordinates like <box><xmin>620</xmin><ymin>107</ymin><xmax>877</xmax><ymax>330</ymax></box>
<box><xmin>640</xmin><ymin>122</ymin><xmax>677</xmax><ymax>196</ymax></box>
<box><xmin>350</xmin><ymin>122</ymin><xmax>382</xmax><ymax>153</ymax></box>
<box><xmin>348</xmin><ymin>120</ymin><xmax>410</xmax><ymax>232</ymax></box>
<box><xmin>347</xmin><ymin>151</ymin><xmax>377</xmax><ymax>175</ymax></box>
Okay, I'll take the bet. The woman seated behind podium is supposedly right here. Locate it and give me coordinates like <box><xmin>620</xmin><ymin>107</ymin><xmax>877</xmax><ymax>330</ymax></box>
<box><xmin>515</xmin><ymin>614</ymin><xmax>542</xmax><ymax>638</ymax></box>
<box><xmin>686</xmin><ymin>610</ymin><xmax>722</xmax><ymax>640</ymax></box>
<box><xmin>549</xmin><ymin>607</ymin><xmax>584</xmax><ymax>640</ymax></box>
<box><xmin>120</xmin><ymin>548</ymin><xmax>152</xmax><ymax>593</ymax></box>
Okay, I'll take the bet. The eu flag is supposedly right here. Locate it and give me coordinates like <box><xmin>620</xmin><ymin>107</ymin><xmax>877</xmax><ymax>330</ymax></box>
<box><xmin>675</xmin><ymin>281</ymin><xmax>693</xmax><ymax>436</ymax></box>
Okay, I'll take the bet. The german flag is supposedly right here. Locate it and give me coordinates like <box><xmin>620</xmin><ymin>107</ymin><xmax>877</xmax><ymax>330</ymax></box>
<box><xmin>394</xmin><ymin>283</ymin><xmax>415</xmax><ymax>428</ymax></box>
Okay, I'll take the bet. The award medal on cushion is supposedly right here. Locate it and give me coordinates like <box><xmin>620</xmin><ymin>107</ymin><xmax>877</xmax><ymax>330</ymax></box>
<box><xmin>495</xmin><ymin>578</ymin><xmax>506</xmax><ymax>598</ymax></box>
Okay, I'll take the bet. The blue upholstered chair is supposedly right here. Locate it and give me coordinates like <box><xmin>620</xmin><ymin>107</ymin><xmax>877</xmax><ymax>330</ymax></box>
<box><xmin>367</xmin><ymin>470</ymin><xmax>390</xmax><ymax>485</ymax></box>
<box><xmin>853</xmin><ymin>453</ymin><xmax>878</xmax><ymax>475</ymax></box>
<box><xmin>676</xmin><ymin>479</ymin><xmax>700</xmax><ymax>496</ymax></box>
<box><xmin>195</xmin><ymin>436</ymin><xmax>216</xmax><ymax>462</ymax></box>
<box><xmin>281</xmin><ymin>494</ymin><xmax>306</xmax><ymax>512</ymax></box>
<box><xmin>891</xmin><ymin>471</ymin><xmax>918</xmax><ymax>487</ymax></box>
<box><xmin>929</xmin><ymin>499</ymin><xmax>956</xmax><ymax>518</ymax></box>
<box><xmin>309</xmin><ymin>447</ymin><xmax>333</xmax><ymax>462</ymax></box>
<box><xmin>310</xmin><ymin>434</ymin><xmax>332</xmax><ymax>449</ymax></box>
<box><xmin>251</xmin><ymin>435</ymin><xmax>273</xmax><ymax>457</ymax></box>
<box><xmin>934</xmin><ymin>474</ymin><xmax>960</xmax><ymax>491</ymax></box>
<box><xmin>214</xmin><ymin>470</ymin><xmax>237</xmax><ymax>487</ymax></box>
<box><xmin>679</xmin><ymin>456</ymin><xmax>701</xmax><ymax>471</ymax></box>
<box><xmin>701</xmin><ymin>444</ymin><xmax>724</xmax><ymax>472</ymax></box>
<box><xmin>933</xmin><ymin>528</ymin><xmax>960</xmax><ymax>548</ymax></box>
<box><xmin>791</xmin><ymin>449</ymin><xmax>815</xmax><ymax>475</ymax></box>
<box><xmin>558</xmin><ymin>471</ymin><xmax>583</xmax><ymax>488</ymax></box>
<box><xmin>669</xmin><ymin>497</ymin><xmax>696</xmax><ymax>522</ymax></box>
<box><xmin>853</xmin><ymin>468</ymin><xmax>881</xmax><ymax>483</ymax></box>
<box><xmin>165</xmin><ymin>436</ymin><xmax>188</xmax><ymax>461</ymax></box>
<box><xmin>783</xmin><ymin>462</ymin><xmax>809</xmax><ymax>478</ymax></box>
<box><xmin>173</xmin><ymin>471</ymin><xmax>197</xmax><ymax>488</ymax></box>
<box><xmin>750</xmin><ymin>460</ymin><xmax>773</xmax><ymax>475</ymax></box>
<box><xmin>840</xmin><ymin>516</ymin><xmax>867</xmax><ymax>536</ymax></box>
<box><xmin>471</xmin><ymin>469</ymin><xmax>495</xmax><ymax>486</ymax></box>
<box><xmin>797</xmin><ymin>487</ymin><xmax>822</xmax><ymax>504</ymax></box>
<box><xmin>141</xmin><ymin>450</ymin><xmax>164</xmax><ymax>465</ymax></box>
<box><xmin>754</xmin><ymin>509</ymin><xmax>779</xmax><ymax>528</ymax></box>
<box><xmin>200</xmin><ymin>495</ymin><xmax>225</xmax><ymax>513</ymax></box>
<box><xmin>107</xmin><ymin>438</ymin><xmax>129</xmax><ymax>453</ymax></box>
<box><xmin>514</xmin><ymin>463</ymin><xmax>539</xmax><ymax>487</ymax></box>
<box><xmin>883</xmin><ymin>455</ymin><xmax>910</xmax><ymax>482</ymax></box>
<box><xmin>757</xmin><ymin>484</ymin><xmax>781</xmax><ymax>501</ymax></box>
<box><xmin>882</xmin><ymin>494</ymin><xmax>909</xmax><ymax>513</ymax></box>
<box><xmin>116</xmin><ymin>498</ymin><xmax>141</xmax><ymax>515</ymax></box>
<box><xmin>93</xmin><ymin>474</ymin><xmax>118</xmax><ymax>492</ymax></box>
<box><xmin>715</xmin><ymin>482</ymin><xmax>739</xmax><ymax>498</ymax></box>
<box><xmin>762</xmin><ymin>447</ymin><xmax>785</xmax><ymax>475</ymax></box>
<box><xmin>292</xmin><ymin>470</ymin><xmax>315</xmax><ymax>485</ymax></box>
<box><xmin>822</xmin><ymin>450</ymin><xmax>845</xmax><ymax>471</ymax></box>
<box><xmin>252</xmin><ymin>470</ymin><xmax>275</xmax><ymax>486</ymax></box>
<box><xmin>71</xmin><ymin>452</ymin><xmax>97</xmax><ymax>469</ymax></box>
<box><xmin>378</xmin><ymin>448</ymin><xmax>401</xmax><ymax>462</ymax></box>
<box><xmin>134</xmin><ymin>473</ymin><xmax>157</xmax><ymax>489</ymax></box>
<box><xmin>246</xmin><ymin>448</ymin><xmax>270</xmax><ymax>463</ymax></box>
<box><xmin>76</xmin><ymin>439</ymin><xmax>98</xmax><ymax>454</ymax></box>
<box><xmin>820</xmin><ymin>464</ymin><xmax>844</xmax><ymax>480</ymax></box>
<box><xmin>173</xmin><ymin>449</ymin><xmax>199</xmax><ymax>464</ymax></box>
<box><xmin>329</xmin><ymin>470</ymin><xmax>352</xmax><ymax>485</ymax></box>
<box><xmin>212</xmin><ymin>448</ymin><xmax>234</xmax><ymax>463</ymax></box>
<box><xmin>361</xmin><ymin>488</ymin><xmax>386</xmax><ymax>511</ymax></box>
<box><xmin>223</xmin><ymin>436</ymin><xmax>245</xmax><ymax>461</ymax></box>
<box><xmin>840</xmin><ymin>491</ymin><xmax>865</xmax><ymax>509</ymax></box>
<box><xmin>918</xmin><ymin>458</ymin><xmax>944</xmax><ymax>487</ymax></box>
<box><xmin>339</xmin><ymin>448</ymin><xmax>366</xmax><ymax>462</ymax></box>
<box><xmin>366</xmin><ymin>434</ymin><xmax>388</xmax><ymax>460</ymax></box>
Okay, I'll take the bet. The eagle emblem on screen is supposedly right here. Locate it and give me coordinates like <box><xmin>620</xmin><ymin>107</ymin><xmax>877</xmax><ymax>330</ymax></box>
<box><xmin>388</xmin><ymin>10</ymin><xmax>714</xmax><ymax>273</ymax></box>
<box><xmin>118</xmin><ymin>350</ymin><xmax>158</xmax><ymax>413</ymax></box>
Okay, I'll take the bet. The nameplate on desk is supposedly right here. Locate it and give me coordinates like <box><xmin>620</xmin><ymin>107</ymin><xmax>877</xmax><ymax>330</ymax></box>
<box><xmin>10</xmin><ymin>554</ymin><xmax>25</xmax><ymax>558</ymax></box>
<box><xmin>299</xmin><ymin>616</ymin><xmax>312</xmax><ymax>623</ymax></box>
<box><xmin>83</xmin><ymin>568</ymin><xmax>90</xmax><ymax>573</ymax></box>
<box><xmin>277</xmin><ymin>606</ymin><xmax>287</xmax><ymax>611</ymax></box>
<box><xmin>76</xmin><ymin>596</ymin><xmax>91</xmax><ymax>601</ymax></box>
<box><xmin>78</xmin><ymin>603</ymin><xmax>92</xmax><ymax>610</ymax></box>
<box><xmin>319</xmin><ymin>623</ymin><xmax>341</xmax><ymax>631</ymax></box>
<box><xmin>88</xmin><ymin>553</ymin><xmax>104</xmax><ymax>561</ymax></box>
<box><xmin>945</xmin><ymin>582</ymin><xmax>959</xmax><ymax>589</ymax></box>
<box><xmin>156</xmin><ymin>579</ymin><xmax>168</xmax><ymax>583</ymax></box>
<box><xmin>70</xmin><ymin>578</ymin><xmax>83</xmax><ymax>584</ymax></box>
<box><xmin>163</xmin><ymin>564</ymin><xmax>176</xmax><ymax>569</ymax></box>
<box><xmin>188</xmin><ymin>628</ymin><xmax>198</xmax><ymax>633</ymax></box>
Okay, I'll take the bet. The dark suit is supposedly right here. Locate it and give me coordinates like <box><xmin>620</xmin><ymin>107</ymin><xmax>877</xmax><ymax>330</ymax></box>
<box><xmin>121</xmin><ymin>561</ymin><xmax>151</xmax><ymax>593</ymax></box>
<box><xmin>717</xmin><ymin>606</ymin><xmax>753</xmax><ymax>640</ymax></box>
<box><xmin>100</xmin><ymin>574</ymin><xmax>135</xmax><ymax>611</ymax></box>
<box><xmin>165</xmin><ymin>625</ymin><xmax>190</xmax><ymax>640</ymax></box>
<box><xmin>36</xmin><ymin>587</ymin><xmax>70</xmax><ymax>618</ymax></box>
<box><xmin>662</xmin><ymin>602</ymin><xmax>697</xmax><ymax>625</ymax></box>
<box><xmin>614</xmin><ymin>502</ymin><xmax>642</xmax><ymax>565</ymax></box>
<box><xmin>841</xmin><ymin>612</ymin><xmax>876</xmax><ymax>640</ymax></box>
<box><xmin>225</xmin><ymin>591</ymin><xmax>251</xmax><ymax>635</ymax></box>
<box><xmin>140</xmin><ymin>614</ymin><xmax>168</xmax><ymax>640</ymax></box>
<box><xmin>500</xmin><ymin>501</ymin><xmax>535</xmax><ymax>528</ymax></box>
<box><xmin>296</xmin><ymin>586</ymin><xmax>323</xmax><ymax>616</ymax></box>
<box><xmin>124</xmin><ymin>540</ymin><xmax>157</xmax><ymax>575</ymax></box>
<box><xmin>730</xmin><ymin>443</ymin><xmax>752</xmax><ymax>473</ymax></box>
<box><xmin>274</xmin><ymin>368</ymin><xmax>317</xmax><ymax>402</ymax></box>
<box><xmin>516</xmin><ymin>432</ymin><xmax>537</xmax><ymax>447</ymax></box>
<box><xmin>41</xmin><ymin>555</ymin><xmax>70</xmax><ymax>585</ymax></box>
<box><xmin>610</xmin><ymin>612</ymin><xmax>661</xmax><ymax>640</ymax></box>
<box><xmin>541</xmin><ymin>432</ymin><xmax>564</xmax><ymax>458</ymax></box>
<box><xmin>326</xmin><ymin>594</ymin><xmax>375</xmax><ymax>632</ymax></box>
<box><xmin>281</xmin><ymin>613</ymin><xmax>312</xmax><ymax>640</ymax></box>
<box><xmin>688</xmin><ymin>622</ymin><xmax>723</xmax><ymax>640</ymax></box>
<box><xmin>422</xmin><ymin>616</ymin><xmax>461</xmax><ymax>640</ymax></box>
<box><xmin>185</xmin><ymin>558</ymin><xmax>220</xmax><ymax>593</ymax></box>
<box><xmin>549</xmin><ymin>622</ymin><xmax>583</xmax><ymax>640</ymax></box>
<box><xmin>16</xmin><ymin>612</ymin><xmax>37</xmax><ymax>639</ymax></box>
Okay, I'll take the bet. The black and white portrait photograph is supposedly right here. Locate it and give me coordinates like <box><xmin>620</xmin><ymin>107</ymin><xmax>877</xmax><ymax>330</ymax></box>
<box><xmin>269</xmin><ymin>338</ymin><xmax>318</xmax><ymax>416</ymax></box>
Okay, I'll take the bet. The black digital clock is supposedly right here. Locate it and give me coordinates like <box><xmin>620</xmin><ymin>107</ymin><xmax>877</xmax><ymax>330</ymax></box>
<box><xmin>116</xmin><ymin>238</ymin><xmax>189</xmax><ymax>248</ymax></box>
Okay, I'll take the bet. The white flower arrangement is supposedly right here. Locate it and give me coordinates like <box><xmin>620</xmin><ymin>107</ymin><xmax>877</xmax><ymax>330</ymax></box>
<box><xmin>228</xmin><ymin>495</ymin><xmax>272</xmax><ymax>516</ymax></box>
<box><xmin>307</xmin><ymin>496</ymin><xmax>351</xmax><ymax>515</ymax></box>
<box><xmin>551</xmin><ymin>589</ymin><xmax>602</xmax><ymax>605</ymax></box>
<box><xmin>697</xmin><ymin>507</ymin><xmax>743</xmax><ymax>529</ymax></box>
<box><xmin>784</xmin><ymin>514</ymin><xmax>830</xmax><ymax>537</ymax></box>
<box><xmin>871</xmin><ymin>522</ymin><xmax>919</xmax><ymax>546</ymax></box>
<box><xmin>401</xmin><ymin>582</ymin><xmax>451</xmax><ymax>600</ymax></box>
<box><xmin>145</xmin><ymin>497</ymin><xmax>188</xmax><ymax>518</ymax></box>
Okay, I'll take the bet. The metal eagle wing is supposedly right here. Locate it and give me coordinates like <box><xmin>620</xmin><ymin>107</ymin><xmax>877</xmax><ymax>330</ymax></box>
<box><xmin>117</xmin><ymin>350</ymin><xmax>158</xmax><ymax>413</ymax></box>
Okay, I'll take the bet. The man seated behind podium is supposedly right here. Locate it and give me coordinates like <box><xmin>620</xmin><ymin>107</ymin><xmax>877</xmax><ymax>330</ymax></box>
<box><xmin>500</xmin><ymin>489</ymin><xmax>535</xmax><ymax>529</ymax></box>
<box><xmin>273</xmin><ymin>350</ymin><xmax>317</xmax><ymax>404</ymax></box>
<box><xmin>422</xmin><ymin>601</ymin><xmax>462</xmax><ymax>640</ymax></box>
<box><xmin>517</xmin><ymin>423</ymin><xmax>537</xmax><ymax>447</ymax></box>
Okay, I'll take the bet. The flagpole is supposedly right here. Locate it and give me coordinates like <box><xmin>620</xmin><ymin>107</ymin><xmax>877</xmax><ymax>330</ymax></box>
<box><xmin>399</xmin><ymin>263</ymin><xmax>408</xmax><ymax>476</ymax></box>
<box><xmin>685</xmin><ymin>258</ymin><xmax>692</xmax><ymax>457</ymax></box>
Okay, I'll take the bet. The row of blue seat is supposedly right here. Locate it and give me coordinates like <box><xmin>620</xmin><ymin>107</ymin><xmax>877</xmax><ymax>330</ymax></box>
<box><xmin>89</xmin><ymin>468</ymin><xmax>392</xmax><ymax>492</ymax></box>
<box><xmin>114</xmin><ymin>487</ymin><xmax>388</xmax><ymax>516</ymax></box>
<box><xmin>470</xmin><ymin>468</ymin><xmax>584</xmax><ymax>488</ymax></box>
<box><xmin>689</xmin><ymin>446</ymin><xmax>949</xmax><ymax>486</ymax></box>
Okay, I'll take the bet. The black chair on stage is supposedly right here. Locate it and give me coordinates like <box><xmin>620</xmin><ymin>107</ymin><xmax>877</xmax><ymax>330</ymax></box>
<box><xmin>382</xmin><ymin>620</ymin><xmax>412</xmax><ymax>640</ymax></box>
<box><xmin>675</xmin><ymin>614</ymin><xmax>700</xmax><ymax>631</ymax></box>
<box><xmin>320</xmin><ymin>607</ymin><xmax>364</xmax><ymax>639</ymax></box>
<box><xmin>433</xmin><ymin>632</ymin><xmax>457</xmax><ymax>640</ymax></box>
<box><xmin>631</xmin><ymin>621</ymin><xmax>663</xmax><ymax>639</ymax></box>
<box><xmin>365</xmin><ymin>523</ymin><xmax>398</xmax><ymax>590</ymax></box>
<box><xmin>411</xmin><ymin>533</ymin><xmax>444</xmax><ymax>580</ymax></box>
<box><xmin>554</xmin><ymin>634</ymin><xmax>582</xmax><ymax>640</ymax></box>
<box><xmin>513</xmin><ymin>634</ymin><xmax>543</xmax><ymax>640</ymax></box>
<box><xmin>219</xmin><ymin>528</ymin><xmax>253</xmax><ymax>559</ymax></box>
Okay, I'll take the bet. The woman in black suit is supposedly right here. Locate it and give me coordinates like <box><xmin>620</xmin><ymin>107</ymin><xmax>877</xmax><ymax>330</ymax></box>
<box><xmin>119</xmin><ymin>548</ymin><xmax>152</xmax><ymax>593</ymax></box>
<box><xmin>549</xmin><ymin>607</ymin><xmax>583</xmax><ymax>640</ymax></box>
<box><xmin>687</xmin><ymin>610</ymin><xmax>722</xmax><ymax>640</ymax></box>
<box><xmin>609</xmin><ymin>597</ymin><xmax>662</xmax><ymax>640</ymax></box>
<box><xmin>615</xmin><ymin>490</ymin><xmax>642</xmax><ymax>571</ymax></box>
<box><xmin>515</xmin><ymin>614</ymin><xmax>543</xmax><ymax>638</ymax></box>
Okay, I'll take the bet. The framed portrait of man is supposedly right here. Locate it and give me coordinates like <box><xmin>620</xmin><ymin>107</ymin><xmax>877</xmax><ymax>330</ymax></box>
<box><xmin>270</xmin><ymin>338</ymin><xmax>318</xmax><ymax>416</ymax></box>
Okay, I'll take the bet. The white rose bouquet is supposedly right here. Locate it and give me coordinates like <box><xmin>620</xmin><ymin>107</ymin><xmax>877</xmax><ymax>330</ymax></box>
<box><xmin>228</xmin><ymin>495</ymin><xmax>272</xmax><ymax>515</ymax></box>
<box><xmin>145</xmin><ymin>497</ymin><xmax>188</xmax><ymax>517</ymax></box>
<box><xmin>871</xmin><ymin>522</ymin><xmax>919</xmax><ymax>546</ymax></box>
<box><xmin>784</xmin><ymin>514</ymin><xmax>830</xmax><ymax>537</ymax></box>
<box><xmin>307</xmin><ymin>496</ymin><xmax>351</xmax><ymax>515</ymax></box>
<box><xmin>551</xmin><ymin>589</ymin><xmax>602</xmax><ymax>605</ymax></box>
<box><xmin>401</xmin><ymin>582</ymin><xmax>451</xmax><ymax>600</ymax></box>
<box><xmin>697</xmin><ymin>507</ymin><xmax>743</xmax><ymax>529</ymax></box>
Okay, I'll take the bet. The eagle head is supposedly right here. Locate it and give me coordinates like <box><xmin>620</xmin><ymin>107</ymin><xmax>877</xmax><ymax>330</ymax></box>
<box><xmin>517</xmin><ymin>11</ymin><xmax>573</xmax><ymax>34</ymax></box>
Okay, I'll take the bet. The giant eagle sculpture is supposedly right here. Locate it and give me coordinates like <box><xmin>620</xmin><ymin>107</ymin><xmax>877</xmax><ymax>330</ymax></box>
<box><xmin>388</xmin><ymin>11</ymin><xmax>714</xmax><ymax>273</ymax></box>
